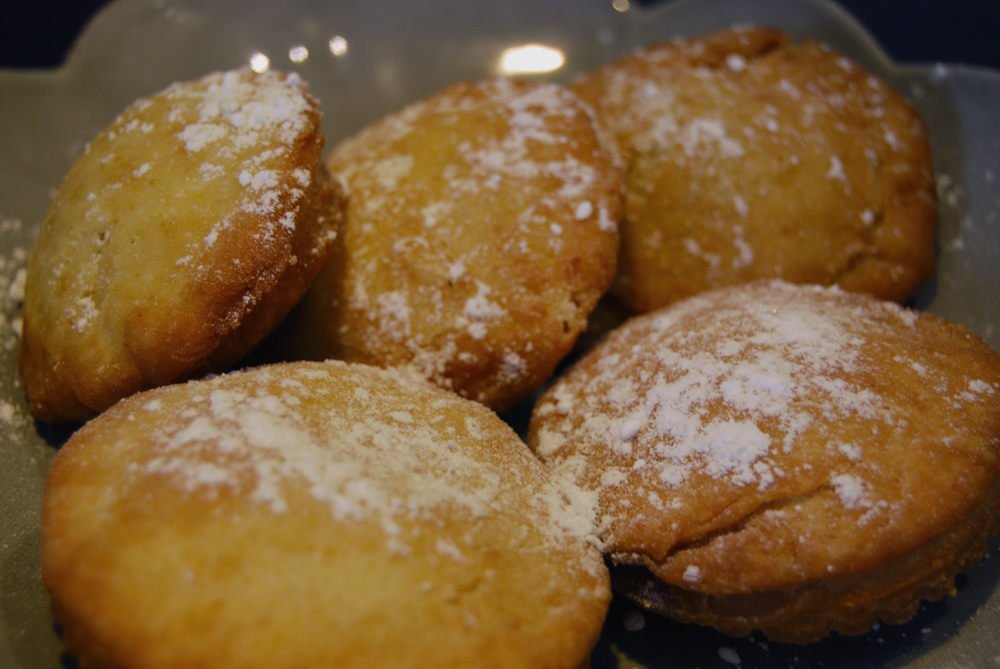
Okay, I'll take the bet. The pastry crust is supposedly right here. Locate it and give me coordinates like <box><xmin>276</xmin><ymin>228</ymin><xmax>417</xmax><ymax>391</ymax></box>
<box><xmin>43</xmin><ymin>360</ymin><xmax>611</xmax><ymax>668</ymax></box>
<box><xmin>283</xmin><ymin>77</ymin><xmax>621</xmax><ymax>411</ymax></box>
<box><xmin>572</xmin><ymin>26</ymin><xmax>936</xmax><ymax>312</ymax></box>
<box><xmin>19</xmin><ymin>68</ymin><xmax>344</xmax><ymax>422</ymax></box>
<box><xmin>528</xmin><ymin>280</ymin><xmax>1000</xmax><ymax>642</ymax></box>
<box><xmin>612</xmin><ymin>470</ymin><xmax>1000</xmax><ymax>643</ymax></box>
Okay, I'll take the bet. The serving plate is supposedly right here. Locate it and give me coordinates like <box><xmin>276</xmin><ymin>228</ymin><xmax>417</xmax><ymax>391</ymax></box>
<box><xmin>1</xmin><ymin>0</ymin><xmax>999</xmax><ymax>666</ymax></box>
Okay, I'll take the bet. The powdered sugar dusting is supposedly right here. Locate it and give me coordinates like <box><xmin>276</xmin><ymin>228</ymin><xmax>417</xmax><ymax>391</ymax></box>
<box><xmin>535</xmin><ymin>283</ymin><xmax>886</xmax><ymax>494</ymax></box>
<box><xmin>174</xmin><ymin>69</ymin><xmax>311</xmax><ymax>155</ymax></box>
<box><xmin>129</xmin><ymin>362</ymin><xmax>600</xmax><ymax>559</ymax></box>
<box><xmin>0</xmin><ymin>219</ymin><xmax>28</xmax><ymax>354</ymax></box>
<box><xmin>0</xmin><ymin>218</ymin><xmax>32</xmax><ymax>436</ymax></box>
<box><xmin>157</xmin><ymin>68</ymin><xmax>318</xmax><ymax>252</ymax></box>
<box><xmin>532</xmin><ymin>279</ymin><xmax>1000</xmax><ymax>539</ymax></box>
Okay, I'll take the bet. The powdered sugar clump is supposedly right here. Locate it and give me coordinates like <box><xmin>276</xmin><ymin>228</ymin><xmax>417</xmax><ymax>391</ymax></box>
<box><xmin>173</xmin><ymin>69</ymin><xmax>311</xmax><ymax>155</ymax></box>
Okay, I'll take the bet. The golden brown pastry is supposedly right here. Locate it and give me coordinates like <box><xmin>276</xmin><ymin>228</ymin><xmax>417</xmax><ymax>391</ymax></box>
<box><xmin>282</xmin><ymin>77</ymin><xmax>621</xmax><ymax>411</ymax></box>
<box><xmin>19</xmin><ymin>68</ymin><xmax>344</xmax><ymax>422</ymax></box>
<box><xmin>528</xmin><ymin>280</ymin><xmax>1000</xmax><ymax>643</ymax></box>
<box><xmin>572</xmin><ymin>26</ymin><xmax>936</xmax><ymax>313</ymax></box>
<box><xmin>43</xmin><ymin>360</ymin><xmax>611</xmax><ymax>668</ymax></box>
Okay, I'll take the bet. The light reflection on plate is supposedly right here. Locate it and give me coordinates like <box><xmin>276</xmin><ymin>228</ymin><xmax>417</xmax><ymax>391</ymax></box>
<box><xmin>498</xmin><ymin>44</ymin><xmax>567</xmax><ymax>75</ymax></box>
<box><xmin>0</xmin><ymin>0</ymin><xmax>998</xmax><ymax>667</ymax></box>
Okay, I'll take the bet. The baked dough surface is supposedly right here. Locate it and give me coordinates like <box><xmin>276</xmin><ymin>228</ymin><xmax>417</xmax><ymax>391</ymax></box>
<box><xmin>43</xmin><ymin>360</ymin><xmax>611</xmax><ymax>668</ymax></box>
<box><xmin>529</xmin><ymin>280</ymin><xmax>1000</xmax><ymax>641</ymax></box>
<box><xmin>19</xmin><ymin>68</ymin><xmax>344</xmax><ymax>422</ymax></box>
<box><xmin>572</xmin><ymin>26</ymin><xmax>936</xmax><ymax>312</ymax></box>
<box><xmin>284</xmin><ymin>77</ymin><xmax>620</xmax><ymax>411</ymax></box>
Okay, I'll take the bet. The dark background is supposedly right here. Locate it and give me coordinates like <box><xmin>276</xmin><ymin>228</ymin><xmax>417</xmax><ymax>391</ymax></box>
<box><xmin>2</xmin><ymin>0</ymin><xmax>1000</xmax><ymax>71</ymax></box>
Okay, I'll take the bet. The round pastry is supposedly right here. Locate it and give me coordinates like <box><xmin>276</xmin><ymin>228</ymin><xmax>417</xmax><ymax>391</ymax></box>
<box><xmin>528</xmin><ymin>280</ymin><xmax>1000</xmax><ymax>643</ymax></box>
<box><xmin>42</xmin><ymin>360</ymin><xmax>611</xmax><ymax>668</ymax></box>
<box><xmin>571</xmin><ymin>26</ymin><xmax>937</xmax><ymax>313</ymax></box>
<box><xmin>19</xmin><ymin>68</ymin><xmax>345</xmax><ymax>423</ymax></box>
<box><xmin>282</xmin><ymin>77</ymin><xmax>621</xmax><ymax>411</ymax></box>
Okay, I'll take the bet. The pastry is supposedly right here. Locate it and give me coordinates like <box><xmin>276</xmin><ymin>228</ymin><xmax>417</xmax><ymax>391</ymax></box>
<box><xmin>528</xmin><ymin>280</ymin><xmax>1000</xmax><ymax>642</ymax></box>
<box><xmin>282</xmin><ymin>77</ymin><xmax>621</xmax><ymax>411</ymax></box>
<box><xmin>43</xmin><ymin>360</ymin><xmax>611</xmax><ymax>667</ymax></box>
<box><xmin>572</xmin><ymin>26</ymin><xmax>936</xmax><ymax>312</ymax></box>
<box><xmin>19</xmin><ymin>68</ymin><xmax>344</xmax><ymax>422</ymax></box>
